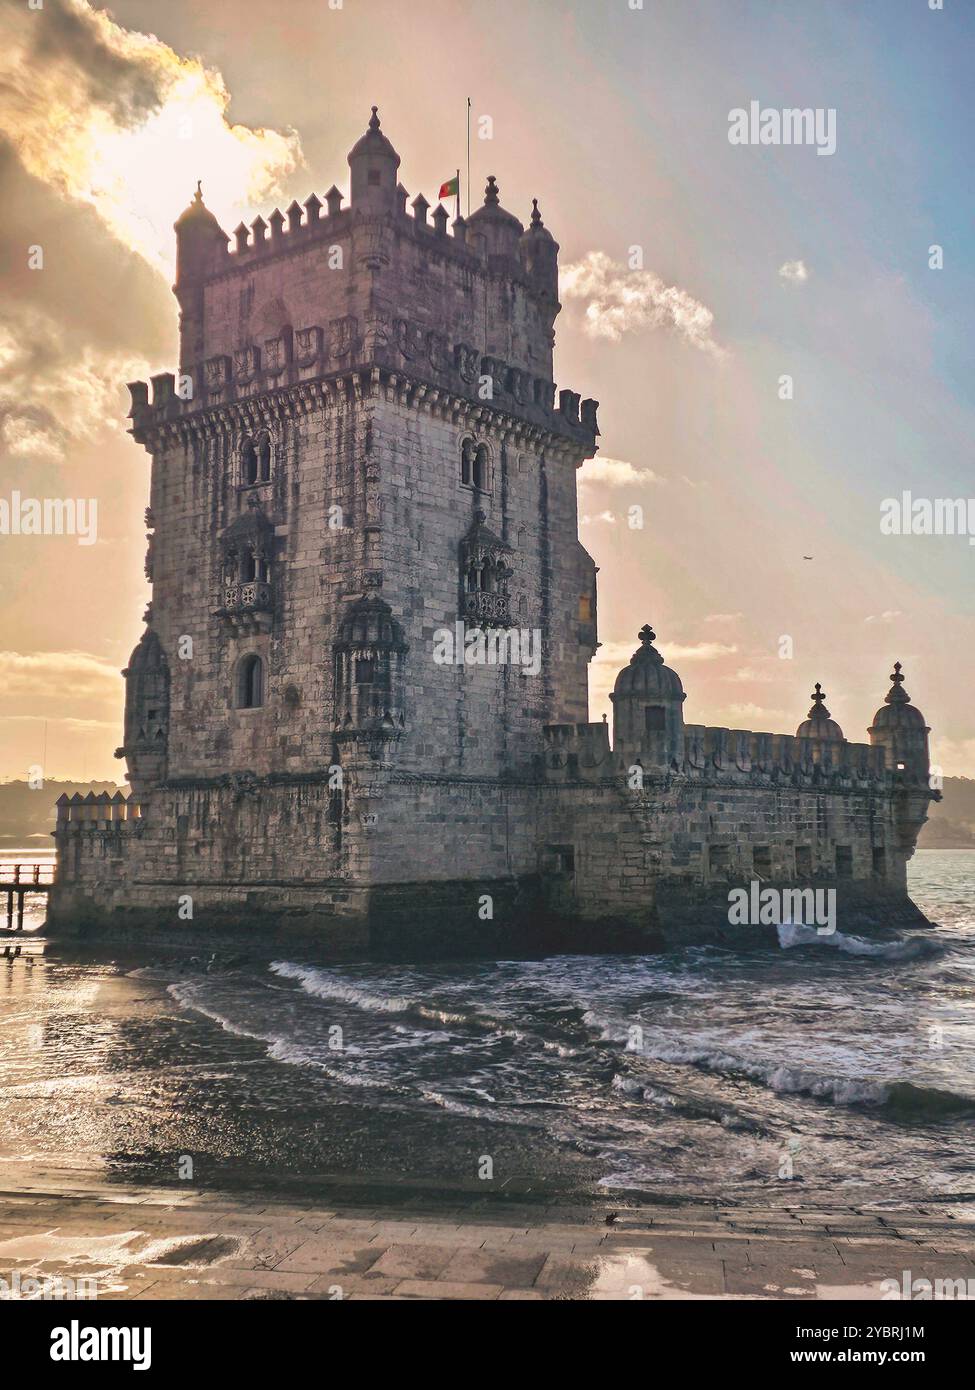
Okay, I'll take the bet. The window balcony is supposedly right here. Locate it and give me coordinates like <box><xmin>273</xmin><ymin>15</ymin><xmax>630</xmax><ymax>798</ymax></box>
<box><xmin>464</xmin><ymin>590</ymin><xmax>512</xmax><ymax>627</ymax></box>
<box><xmin>217</xmin><ymin>581</ymin><xmax>273</xmax><ymax>633</ymax></box>
<box><xmin>224</xmin><ymin>580</ymin><xmax>273</xmax><ymax>612</ymax></box>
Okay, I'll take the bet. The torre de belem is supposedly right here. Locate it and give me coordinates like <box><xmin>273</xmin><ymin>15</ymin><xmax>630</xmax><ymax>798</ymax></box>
<box><xmin>49</xmin><ymin>111</ymin><xmax>937</xmax><ymax>951</ymax></box>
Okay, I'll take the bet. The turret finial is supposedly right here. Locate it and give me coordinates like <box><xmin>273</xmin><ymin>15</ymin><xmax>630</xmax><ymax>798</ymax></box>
<box><xmin>530</xmin><ymin>198</ymin><xmax>542</xmax><ymax>227</ymax></box>
<box><xmin>638</xmin><ymin>624</ymin><xmax>656</xmax><ymax>646</ymax></box>
<box><xmin>885</xmin><ymin>661</ymin><xmax>911</xmax><ymax>704</ymax></box>
<box><xmin>808</xmin><ymin>682</ymin><xmax>832</xmax><ymax>719</ymax></box>
<box><xmin>194</xmin><ymin>179</ymin><xmax>203</xmax><ymax>203</ymax></box>
<box><xmin>484</xmin><ymin>175</ymin><xmax>500</xmax><ymax>206</ymax></box>
<box><xmin>369</xmin><ymin>105</ymin><xmax>381</xmax><ymax>131</ymax></box>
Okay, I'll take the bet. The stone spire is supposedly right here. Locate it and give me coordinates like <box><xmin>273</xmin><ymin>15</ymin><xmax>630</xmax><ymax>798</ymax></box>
<box><xmin>467</xmin><ymin>173</ymin><xmax>524</xmax><ymax>256</ymax></box>
<box><xmin>610</xmin><ymin>623</ymin><xmax>686</xmax><ymax>765</ymax></box>
<box><xmin>348</xmin><ymin>105</ymin><xmax>401</xmax><ymax>209</ymax></box>
<box><xmin>868</xmin><ymin>662</ymin><xmax>930</xmax><ymax>778</ymax></box>
<box><xmin>884</xmin><ymin>661</ymin><xmax>910</xmax><ymax>704</ymax></box>
<box><xmin>796</xmin><ymin>682</ymin><xmax>844</xmax><ymax>741</ymax></box>
<box><xmin>519</xmin><ymin>196</ymin><xmax>559</xmax><ymax>297</ymax></box>
<box><xmin>173</xmin><ymin>181</ymin><xmax>227</xmax><ymax>284</ymax></box>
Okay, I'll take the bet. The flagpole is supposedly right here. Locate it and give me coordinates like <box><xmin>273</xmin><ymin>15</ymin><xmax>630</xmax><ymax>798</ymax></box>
<box><xmin>466</xmin><ymin>97</ymin><xmax>471</xmax><ymax>218</ymax></box>
<box><xmin>455</xmin><ymin>168</ymin><xmax>460</xmax><ymax>223</ymax></box>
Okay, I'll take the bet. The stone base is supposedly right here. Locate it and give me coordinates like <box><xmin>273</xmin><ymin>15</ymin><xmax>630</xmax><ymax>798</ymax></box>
<box><xmin>44</xmin><ymin>873</ymin><xmax>933</xmax><ymax>960</ymax></box>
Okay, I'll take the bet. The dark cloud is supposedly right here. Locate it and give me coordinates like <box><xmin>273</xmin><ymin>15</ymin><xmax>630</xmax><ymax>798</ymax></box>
<box><xmin>9</xmin><ymin>0</ymin><xmax>164</xmax><ymax>127</ymax></box>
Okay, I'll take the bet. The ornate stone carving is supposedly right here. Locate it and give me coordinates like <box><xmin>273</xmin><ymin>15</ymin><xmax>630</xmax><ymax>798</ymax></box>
<box><xmin>233</xmin><ymin>346</ymin><xmax>260</xmax><ymax>383</ymax></box>
<box><xmin>294</xmin><ymin>326</ymin><xmax>323</xmax><ymax>366</ymax></box>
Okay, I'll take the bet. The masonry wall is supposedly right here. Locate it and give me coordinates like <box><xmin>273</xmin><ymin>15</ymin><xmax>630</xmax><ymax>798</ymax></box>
<box><xmin>49</xmin><ymin>770</ymin><xmax>927</xmax><ymax>949</ymax></box>
<box><xmin>149</xmin><ymin>392</ymin><xmax>374</xmax><ymax>781</ymax></box>
<box><xmin>375</xmin><ymin>390</ymin><xmax>596</xmax><ymax>774</ymax></box>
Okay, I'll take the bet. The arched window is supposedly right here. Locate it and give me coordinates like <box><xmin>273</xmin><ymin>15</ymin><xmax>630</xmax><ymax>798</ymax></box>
<box><xmin>461</xmin><ymin>438</ymin><xmax>475</xmax><ymax>486</ymax></box>
<box><xmin>460</xmin><ymin>439</ymin><xmax>490</xmax><ymax>491</ymax></box>
<box><xmin>241</xmin><ymin>439</ymin><xmax>258</xmax><ymax>486</ymax></box>
<box><xmin>257</xmin><ymin>433</ymin><xmax>272</xmax><ymax>482</ymax></box>
<box><xmin>473</xmin><ymin>444</ymin><xmax>489</xmax><ymax>492</ymax></box>
<box><xmin>237</xmin><ymin>654</ymin><xmax>264</xmax><ymax>709</ymax></box>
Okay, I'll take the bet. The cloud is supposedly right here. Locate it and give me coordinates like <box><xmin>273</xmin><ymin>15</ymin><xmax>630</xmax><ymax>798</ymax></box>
<box><xmin>722</xmin><ymin>703</ymin><xmax>791</xmax><ymax>726</ymax></box>
<box><xmin>560</xmin><ymin>252</ymin><xmax>724</xmax><ymax>355</ymax></box>
<box><xmin>0</xmin><ymin>650</ymin><xmax>121</xmax><ymax>699</ymax></box>
<box><xmin>663</xmin><ymin>642</ymin><xmax>738</xmax><ymax>662</ymax></box>
<box><xmin>578</xmin><ymin>456</ymin><xmax>662</xmax><ymax>488</ymax></box>
<box><xmin>723</xmin><ymin>666</ymin><xmax>779</xmax><ymax>684</ymax></box>
<box><xmin>864</xmin><ymin>610</ymin><xmax>902</xmax><ymax>624</ymax></box>
<box><xmin>0</xmin><ymin>0</ymin><xmax>304</xmax><ymax>273</ymax></box>
<box><xmin>779</xmin><ymin>260</ymin><xmax>810</xmax><ymax>284</ymax></box>
<box><xmin>580</xmin><ymin>511</ymin><xmax>616</xmax><ymax>525</ymax></box>
<box><xmin>593</xmin><ymin>639</ymin><xmax>737</xmax><ymax>669</ymax></box>
<box><xmin>704</xmin><ymin>612</ymin><xmax>742</xmax><ymax>624</ymax></box>
<box><xmin>0</xmin><ymin>305</ymin><xmax>144</xmax><ymax>462</ymax></box>
<box><xmin>930</xmin><ymin>738</ymin><xmax>975</xmax><ymax>780</ymax></box>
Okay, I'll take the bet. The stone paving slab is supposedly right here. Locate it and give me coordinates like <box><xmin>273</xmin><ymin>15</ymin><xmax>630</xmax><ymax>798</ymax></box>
<box><xmin>2</xmin><ymin>1183</ymin><xmax>975</xmax><ymax>1301</ymax></box>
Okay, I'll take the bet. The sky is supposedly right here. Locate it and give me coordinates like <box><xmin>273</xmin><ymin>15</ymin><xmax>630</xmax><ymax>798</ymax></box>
<box><xmin>0</xmin><ymin>0</ymin><xmax>972</xmax><ymax>782</ymax></box>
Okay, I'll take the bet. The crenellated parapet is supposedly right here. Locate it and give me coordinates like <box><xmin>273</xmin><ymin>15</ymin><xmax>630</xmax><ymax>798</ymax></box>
<box><xmin>538</xmin><ymin>720</ymin><xmax>891</xmax><ymax>789</ymax></box>
<box><xmin>678</xmin><ymin>725</ymin><xmax>888</xmax><ymax>783</ymax></box>
<box><xmin>55</xmin><ymin>792</ymin><xmax>143</xmax><ymax>830</ymax></box>
<box><xmin>539</xmin><ymin>721</ymin><xmax>613</xmax><ymax>780</ymax></box>
<box><xmin>127</xmin><ymin>349</ymin><xmax>596</xmax><ymax>454</ymax></box>
<box><xmin>157</xmin><ymin>108</ymin><xmax>596</xmax><ymax>455</ymax></box>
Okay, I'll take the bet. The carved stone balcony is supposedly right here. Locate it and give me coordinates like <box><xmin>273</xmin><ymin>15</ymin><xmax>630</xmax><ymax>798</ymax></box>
<box><xmin>216</xmin><ymin>581</ymin><xmax>273</xmax><ymax>632</ymax></box>
<box><xmin>464</xmin><ymin>590</ymin><xmax>512</xmax><ymax>627</ymax></box>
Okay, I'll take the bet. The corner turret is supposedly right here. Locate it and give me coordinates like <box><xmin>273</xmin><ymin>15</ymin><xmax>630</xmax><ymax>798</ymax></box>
<box><xmin>610</xmin><ymin>624</ymin><xmax>686</xmax><ymax>768</ymax></box>
<box><xmin>348</xmin><ymin>106</ymin><xmax>401</xmax><ymax>212</ymax></box>
<box><xmin>519</xmin><ymin>198</ymin><xmax>559</xmax><ymax>301</ymax></box>
<box><xmin>174</xmin><ymin>183</ymin><xmax>229</xmax><ymax>367</ymax></box>
<box><xmin>868</xmin><ymin>662</ymin><xmax>931</xmax><ymax>783</ymax></box>
<box><xmin>467</xmin><ymin>176</ymin><xmax>524</xmax><ymax>259</ymax></box>
<box><xmin>174</xmin><ymin>182</ymin><xmax>228</xmax><ymax>286</ymax></box>
<box><xmin>796</xmin><ymin>683</ymin><xmax>844</xmax><ymax>742</ymax></box>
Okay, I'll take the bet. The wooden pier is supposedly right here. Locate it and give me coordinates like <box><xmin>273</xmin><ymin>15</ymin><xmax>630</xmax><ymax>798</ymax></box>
<box><xmin>1</xmin><ymin>864</ymin><xmax>52</xmax><ymax>931</ymax></box>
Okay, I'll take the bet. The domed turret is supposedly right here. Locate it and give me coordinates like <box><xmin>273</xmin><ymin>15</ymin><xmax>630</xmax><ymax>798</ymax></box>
<box><xmin>119</xmin><ymin>629</ymin><xmax>170</xmax><ymax>794</ymax></box>
<box><xmin>174</xmin><ymin>182</ymin><xmax>228</xmax><ymax>285</ymax></box>
<box><xmin>869</xmin><ymin>663</ymin><xmax>931</xmax><ymax>781</ymax></box>
<box><xmin>610</xmin><ymin>624</ymin><xmax>686</xmax><ymax>767</ymax></box>
<box><xmin>796</xmin><ymin>683</ymin><xmax>844</xmax><ymax>742</ymax></box>
<box><xmin>518</xmin><ymin>198</ymin><xmax>559</xmax><ymax>299</ymax></box>
<box><xmin>467</xmin><ymin>176</ymin><xmax>524</xmax><ymax>258</ymax></box>
<box><xmin>348</xmin><ymin>106</ymin><xmax>401</xmax><ymax>211</ymax></box>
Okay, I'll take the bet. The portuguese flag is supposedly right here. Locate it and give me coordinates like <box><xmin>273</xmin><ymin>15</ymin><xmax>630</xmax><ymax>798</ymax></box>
<box><xmin>438</xmin><ymin>175</ymin><xmax>459</xmax><ymax>200</ymax></box>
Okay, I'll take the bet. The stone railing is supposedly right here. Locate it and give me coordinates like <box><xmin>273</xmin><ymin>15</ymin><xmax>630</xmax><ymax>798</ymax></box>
<box><xmin>536</xmin><ymin>722</ymin><xmax>903</xmax><ymax>789</ymax></box>
<box><xmin>682</xmin><ymin>726</ymin><xmax>888</xmax><ymax>779</ymax></box>
<box><xmin>463</xmin><ymin>591</ymin><xmax>512</xmax><ymax>627</ymax></box>
<box><xmin>224</xmin><ymin>581</ymin><xmax>272</xmax><ymax>612</ymax></box>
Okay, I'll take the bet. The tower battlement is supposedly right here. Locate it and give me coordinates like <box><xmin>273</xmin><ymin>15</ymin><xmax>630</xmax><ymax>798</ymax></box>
<box><xmin>151</xmin><ymin>108</ymin><xmax>596</xmax><ymax>447</ymax></box>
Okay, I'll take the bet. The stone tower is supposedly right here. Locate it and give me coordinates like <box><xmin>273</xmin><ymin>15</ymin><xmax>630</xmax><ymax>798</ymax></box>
<box><xmin>51</xmin><ymin>108</ymin><xmax>937</xmax><ymax>949</ymax></box>
<box><xmin>115</xmin><ymin>108</ymin><xmax>599</xmax><ymax>913</ymax></box>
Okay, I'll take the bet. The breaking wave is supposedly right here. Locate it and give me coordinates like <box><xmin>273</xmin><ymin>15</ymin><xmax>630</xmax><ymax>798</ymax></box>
<box><xmin>776</xmin><ymin>923</ymin><xmax>941</xmax><ymax>960</ymax></box>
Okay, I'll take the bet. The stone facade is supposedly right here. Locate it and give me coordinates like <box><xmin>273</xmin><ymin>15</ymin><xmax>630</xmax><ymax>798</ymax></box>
<box><xmin>49</xmin><ymin>112</ymin><xmax>937</xmax><ymax>951</ymax></box>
